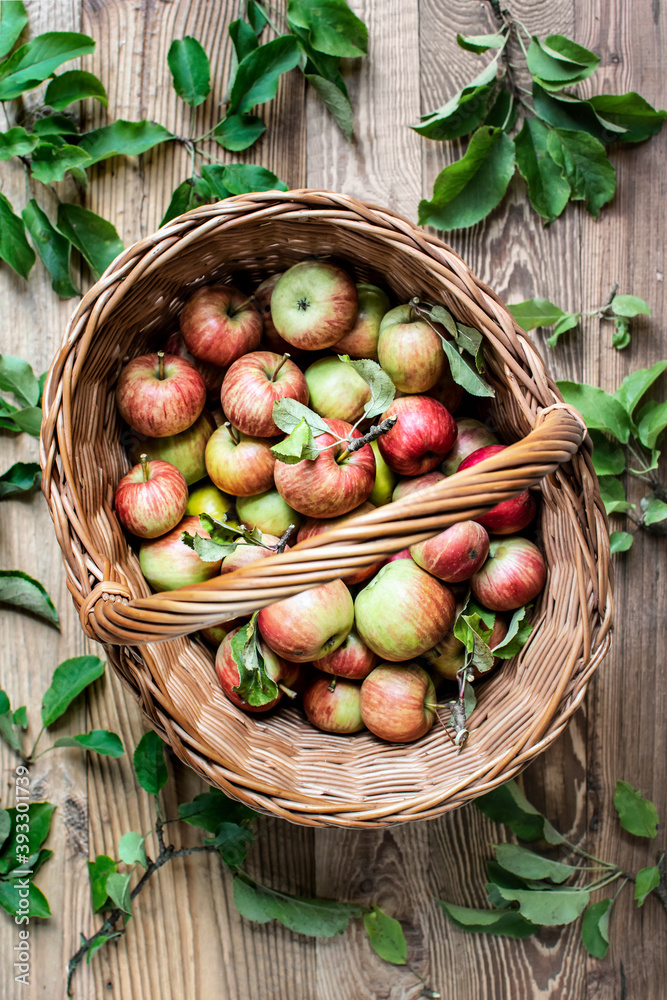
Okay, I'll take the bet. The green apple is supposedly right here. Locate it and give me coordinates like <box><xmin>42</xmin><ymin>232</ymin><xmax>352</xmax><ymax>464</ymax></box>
<box><xmin>130</xmin><ymin>410</ymin><xmax>215</xmax><ymax>485</ymax></box>
<box><xmin>186</xmin><ymin>481</ymin><xmax>238</xmax><ymax>526</ymax></box>
<box><xmin>304</xmin><ymin>356</ymin><xmax>371</xmax><ymax>422</ymax></box>
<box><xmin>333</xmin><ymin>283</ymin><xmax>390</xmax><ymax>359</ymax></box>
<box><xmin>368</xmin><ymin>439</ymin><xmax>396</xmax><ymax>506</ymax></box>
<box><xmin>235</xmin><ymin>488</ymin><xmax>302</xmax><ymax>536</ymax></box>
<box><xmin>378</xmin><ymin>304</ymin><xmax>445</xmax><ymax>393</ymax></box>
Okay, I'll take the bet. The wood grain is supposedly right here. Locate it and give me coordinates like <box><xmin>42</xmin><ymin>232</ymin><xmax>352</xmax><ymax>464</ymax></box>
<box><xmin>1</xmin><ymin>0</ymin><xmax>666</xmax><ymax>998</ymax></box>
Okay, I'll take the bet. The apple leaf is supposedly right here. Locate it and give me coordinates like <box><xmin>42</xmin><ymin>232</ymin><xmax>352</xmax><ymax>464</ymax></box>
<box><xmin>203</xmin><ymin>821</ymin><xmax>254</xmax><ymax>868</ymax></box>
<box><xmin>634</xmin><ymin>865</ymin><xmax>660</xmax><ymax>907</ymax></box>
<box><xmin>613</xmin><ymin>780</ymin><xmax>659</xmax><ymax>838</ymax></box>
<box><xmin>132</xmin><ymin>729</ymin><xmax>168</xmax><ymax>796</ymax></box>
<box><xmin>87</xmin><ymin>854</ymin><xmax>117</xmax><ymax>912</ymax></box>
<box><xmin>581</xmin><ymin>898</ymin><xmax>612</xmax><ymax>958</ymax></box>
<box><xmin>474</xmin><ymin>780</ymin><xmax>564</xmax><ymax>844</ymax></box>
<box><xmin>453</xmin><ymin>611</ymin><xmax>494</xmax><ymax>673</ymax></box>
<box><xmin>41</xmin><ymin>655</ymin><xmax>105</xmax><ymax>726</ymax></box>
<box><xmin>213</xmin><ymin>113</ymin><xmax>266</xmax><ymax>152</ymax></box>
<box><xmin>230</xmin><ymin>612</ymin><xmax>279</xmax><ymax>707</ymax></box>
<box><xmin>183</xmin><ymin>532</ymin><xmax>237</xmax><ymax>562</ymax></box>
<box><xmin>44</xmin><ymin>69</ymin><xmax>108</xmax><ymax>110</ymax></box>
<box><xmin>439</xmin><ymin>900</ymin><xmax>539</xmax><ymax>938</ymax></box>
<box><xmin>118</xmin><ymin>831</ymin><xmax>147</xmax><ymax>868</ymax></box>
<box><xmin>229</xmin><ymin>35</ymin><xmax>300</xmax><ymax>115</ymax></box>
<box><xmin>337</xmin><ymin>355</ymin><xmax>395</xmax><ymax>418</ymax></box>
<box><xmin>0</xmin><ymin>126</ymin><xmax>38</xmax><ymax>160</ymax></box>
<box><xmin>167</xmin><ymin>36</ymin><xmax>211</xmax><ymax>108</ymax></box>
<box><xmin>105</xmin><ymin>872</ymin><xmax>132</xmax><ymax>915</ymax></box>
<box><xmin>181</xmin><ymin>513</ymin><xmax>267</xmax><ymax>560</ymax></box>
<box><xmin>233</xmin><ymin>874</ymin><xmax>364</xmax><ymax>935</ymax></box>
<box><xmin>272</xmin><ymin>398</ymin><xmax>329</xmax><ymax>437</ymax></box>
<box><xmin>52</xmin><ymin>729</ymin><xmax>124</xmax><ymax>757</ymax></box>
<box><xmin>271</xmin><ymin>417</ymin><xmax>320</xmax><ymax>464</ymax></box>
<box><xmin>0</xmin><ymin>192</ymin><xmax>35</xmax><ymax>279</ymax></box>
<box><xmin>609</xmin><ymin>530</ymin><xmax>633</xmax><ymax>553</ymax></box>
<box><xmin>21</xmin><ymin>199</ymin><xmax>79</xmax><ymax>298</ymax></box>
<box><xmin>491</xmin><ymin>605</ymin><xmax>533</xmax><ymax>659</ymax></box>
<box><xmin>610</xmin><ymin>294</ymin><xmax>651</xmax><ymax>319</ymax></box>
<box><xmin>363</xmin><ymin>905</ymin><xmax>407</xmax><ymax>965</ymax></box>
<box><xmin>178</xmin><ymin>787</ymin><xmax>257</xmax><ymax>831</ymax></box>
<box><xmin>493</xmin><ymin>843</ymin><xmax>577</xmax><ymax>883</ymax></box>
<box><xmin>0</xmin><ymin>1</ymin><xmax>28</xmax><ymax>61</ymax></box>
<box><xmin>0</xmin><ymin>570</ymin><xmax>59</xmax><ymax>627</ymax></box>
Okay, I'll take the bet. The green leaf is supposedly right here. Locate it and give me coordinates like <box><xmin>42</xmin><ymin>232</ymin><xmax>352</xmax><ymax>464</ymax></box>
<box><xmin>167</xmin><ymin>36</ymin><xmax>210</xmax><ymax>107</ymax></box>
<box><xmin>44</xmin><ymin>69</ymin><xmax>107</xmax><ymax>110</ymax></box>
<box><xmin>105</xmin><ymin>871</ymin><xmax>132</xmax><ymax>914</ymax></box>
<box><xmin>613</xmin><ymin>780</ymin><xmax>659</xmax><ymax>838</ymax></box>
<box><xmin>483</xmin><ymin>88</ymin><xmax>518</xmax><ymax>131</ymax></box>
<box><xmin>32</xmin><ymin>114</ymin><xmax>79</xmax><ymax>136</ymax></box>
<box><xmin>0</xmin><ymin>879</ymin><xmax>51</xmax><ymax>918</ymax></box>
<box><xmin>214</xmin><ymin>113</ymin><xmax>266</xmax><ymax>151</ymax></box>
<box><xmin>556</xmin><ymin>381</ymin><xmax>632</xmax><ymax>443</ymax></box>
<box><xmin>0</xmin><ymin>570</ymin><xmax>59</xmax><ymax>627</ymax></box>
<box><xmin>21</xmin><ymin>199</ymin><xmax>78</xmax><ymax>298</ymax></box>
<box><xmin>609</xmin><ymin>530</ymin><xmax>633</xmax><ymax>553</ymax></box>
<box><xmin>0</xmin><ymin>689</ymin><xmax>9</xmax><ymax>713</ymax></box>
<box><xmin>507</xmin><ymin>297</ymin><xmax>564</xmax><ymax>330</ymax></box>
<box><xmin>230</xmin><ymin>35</ymin><xmax>300</xmax><ymax>114</ymax></box>
<box><xmin>644</xmin><ymin>497</ymin><xmax>667</xmax><ymax>526</ymax></box>
<box><xmin>589</xmin><ymin>430</ymin><xmax>626</xmax><ymax>477</ymax></box>
<box><xmin>86</xmin><ymin>932</ymin><xmax>119</xmax><ymax>963</ymax></box>
<box><xmin>204</xmin><ymin>821</ymin><xmax>254</xmax><ymax>868</ymax></box>
<box><xmin>160</xmin><ymin>176</ymin><xmax>213</xmax><ymax>226</ymax></box>
<box><xmin>495</xmin><ymin>886</ymin><xmax>589</xmax><ymax>925</ymax></box>
<box><xmin>56</xmin><ymin>202</ymin><xmax>124</xmax><ymax>277</ymax></box>
<box><xmin>440</xmin><ymin>337</ymin><xmax>495</xmax><ymax>397</ymax></box>
<box><xmin>233</xmin><ymin>875</ymin><xmax>363</xmax><ymax>935</ymax></box>
<box><xmin>491</xmin><ymin>606</ymin><xmax>533</xmax><ymax>659</ymax></box>
<box><xmin>526</xmin><ymin>34</ymin><xmax>599</xmax><ymax>90</ymax></box>
<box><xmin>200</xmin><ymin>164</ymin><xmax>230</xmax><ymax>200</ymax></box>
<box><xmin>587</xmin><ymin>91</ymin><xmax>666</xmax><ymax>143</ymax></box>
<box><xmin>247</xmin><ymin>0</ymin><xmax>267</xmax><ymax>35</ymax></box>
<box><xmin>0</xmin><ymin>802</ymin><xmax>56</xmax><ymax>874</ymax></box>
<box><xmin>598</xmin><ymin>476</ymin><xmax>634</xmax><ymax>515</ymax></box>
<box><xmin>270</xmin><ymin>417</ymin><xmax>320</xmax><ymax>464</ymax></box>
<box><xmin>419</xmin><ymin>127</ymin><xmax>515</xmax><ymax>231</ymax></box>
<box><xmin>614</xmin><ymin>360</ymin><xmax>667</xmax><ymax>417</ymax></box>
<box><xmin>5</xmin><ymin>404</ymin><xmax>41</xmax><ymax>437</ymax></box>
<box><xmin>53</xmin><ymin>729</ymin><xmax>124</xmax><ymax>757</ymax></box>
<box><xmin>514</xmin><ymin>117</ymin><xmax>571</xmax><ymax>223</ymax></box>
<box><xmin>439</xmin><ymin>900</ymin><xmax>538</xmax><ymax>938</ymax></box>
<box><xmin>230</xmin><ymin>613</ymin><xmax>280</xmax><ymax>707</ymax></box>
<box><xmin>178</xmin><ymin>787</ymin><xmax>256</xmax><ymax>832</ymax></box>
<box><xmin>637</xmin><ymin>400</ymin><xmax>667</xmax><ymax>450</ymax></box>
<box><xmin>76</xmin><ymin>120</ymin><xmax>173</xmax><ymax>166</ymax></box>
<box><xmin>612</xmin><ymin>316</ymin><xmax>631</xmax><ymax>351</ymax></box>
<box><xmin>0</xmin><ymin>192</ymin><xmax>35</xmax><ymax>278</ymax></box>
<box><xmin>13</xmin><ymin>705</ymin><xmax>27</xmax><ymax>728</ymax></box>
<box><xmin>133</xmin><ymin>729</ymin><xmax>168</xmax><ymax>795</ymax></box>
<box><xmin>272</xmin><ymin>397</ymin><xmax>329</xmax><ymax>437</ymax></box>
<box><xmin>87</xmin><ymin>854</ymin><xmax>117</xmax><ymax>912</ymax></box>
<box><xmin>0</xmin><ymin>125</ymin><xmax>38</xmax><ymax>159</ymax></box>
<box><xmin>547</xmin><ymin>128</ymin><xmax>616</xmax><ymax>219</ymax></box>
<box><xmin>0</xmin><ymin>31</ymin><xmax>95</xmax><ymax>100</ymax></box>
<box><xmin>363</xmin><ymin>905</ymin><xmax>407</xmax><ymax>964</ymax></box>
<box><xmin>118</xmin><ymin>831</ymin><xmax>147</xmax><ymax>868</ymax></box>
<box><xmin>413</xmin><ymin>71</ymin><xmax>498</xmax><ymax>141</ymax></box>
<box><xmin>287</xmin><ymin>0</ymin><xmax>368</xmax><ymax>58</ymax></box>
<box><xmin>305</xmin><ymin>74</ymin><xmax>354</xmax><ymax>139</ymax></box>
<box><xmin>493</xmin><ymin>843</ymin><xmax>577</xmax><ymax>883</ymax></box>
<box><xmin>0</xmin><ymin>354</ymin><xmax>39</xmax><ymax>406</ymax></box>
<box><xmin>453</xmin><ymin>611</ymin><xmax>494</xmax><ymax>672</ymax></box>
<box><xmin>222</xmin><ymin>163</ymin><xmax>287</xmax><ymax>195</ymax></box>
<box><xmin>635</xmin><ymin>865</ymin><xmax>660</xmax><ymax>906</ymax></box>
<box><xmin>474</xmin><ymin>780</ymin><xmax>563</xmax><ymax>844</ymax></box>
<box><xmin>0</xmin><ymin>1</ymin><xmax>28</xmax><ymax>60</ymax></box>
<box><xmin>457</xmin><ymin>32</ymin><xmax>506</xmax><ymax>54</ymax></box>
<box><xmin>229</xmin><ymin>19</ymin><xmax>258</xmax><ymax>64</ymax></box>
<box><xmin>337</xmin><ymin>355</ymin><xmax>395</xmax><ymax>418</ymax></box>
<box><xmin>10</xmin><ymin>846</ymin><xmax>52</xmax><ymax>879</ymax></box>
<box><xmin>581</xmin><ymin>898</ymin><xmax>612</xmax><ymax>958</ymax></box>
<box><xmin>0</xmin><ymin>807</ymin><xmax>10</xmax><ymax>851</ymax></box>
<box><xmin>41</xmin><ymin>655</ymin><xmax>105</xmax><ymax>727</ymax></box>
<box><xmin>611</xmin><ymin>294</ymin><xmax>651</xmax><ymax>318</ymax></box>
<box><xmin>0</xmin><ymin>709</ymin><xmax>21</xmax><ymax>751</ymax></box>
<box><xmin>547</xmin><ymin>312</ymin><xmax>580</xmax><ymax>349</ymax></box>
<box><xmin>532</xmin><ymin>83</ymin><xmax>618</xmax><ymax>144</ymax></box>
<box><xmin>29</xmin><ymin>141</ymin><xmax>91</xmax><ymax>183</ymax></box>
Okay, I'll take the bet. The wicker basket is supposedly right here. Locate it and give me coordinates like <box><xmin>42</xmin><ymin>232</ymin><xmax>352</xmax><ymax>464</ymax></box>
<box><xmin>40</xmin><ymin>190</ymin><xmax>612</xmax><ymax>828</ymax></box>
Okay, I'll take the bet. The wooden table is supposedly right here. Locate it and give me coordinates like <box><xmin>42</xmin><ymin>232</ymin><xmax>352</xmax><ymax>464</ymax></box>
<box><xmin>1</xmin><ymin>2</ymin><xmax>665</xmax><ymax>998</ymax></box>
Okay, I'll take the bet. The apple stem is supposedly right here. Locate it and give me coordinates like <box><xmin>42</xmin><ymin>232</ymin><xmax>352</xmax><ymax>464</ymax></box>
<box><xmin>278</xmin><ymin>683</ymin><xmax>297</xmax><ymax>700</ymax></box>
<box><xmin>224</xmin><ymin>421</ymin><xmax>240</xmax><ymax>445</ymax></box>
<box><xmin>272</xmin><ymin>524</ymin><xmax>296</xmax><ymax>555</ymax></box>
<box><xmin>336</xmin><ymin>414</ymin><xmax>398</xmax><ymax>464</ymax></box>
<box><xmin>229</xmin><ymin>294</ymin><xmax>255</xmax><ymax>316</ymax></box>
<box><xmin>140</xmin><ymin>453</ymin><xmax>149</xmax><ymax>482</ymax></box>
<box><xmin>327</xmin><ymin>677</ymin><xmax>337</xmax><ymax>693</ymax></box>
<box><xmin>157</xmin><ymin>351</ymin><xmax>165</xmax><ymax>380</ymax></box>
<box><xmin>270</xmin><ymin>353</ymin><xmax>290</xmax><ymax>382</ymax></box>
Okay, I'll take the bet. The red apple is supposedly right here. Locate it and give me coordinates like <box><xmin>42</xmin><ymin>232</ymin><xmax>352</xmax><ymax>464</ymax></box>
<box><xmin>205</xmin><ymin>423</ymin><xmax>276</xmax><ymax>496</ymax></box>
<box><xmin>130</xmin><ymin>410</ymin><xmax>216</xmax><ymax>485</ymax></box>
<box><xmin>257</xmin><ymin>579</ymin><xmax>354</xmax><ymax>662</ymax></box>
<box><xmin>115</xmin><ymin>456</ymin><xmax>188</xmax><ymax>538</ymax></box>
<box><xmin>220</xmin><ymin>533</ymin><xmax>285</xmax><ymax>575</ymax></box>
<box><xmin>255</xmin><ymin>273</ymin><xmax>305</xmax><ymax>357</ymax></box>
<box><xmin>274</xmin><ymin>418</ymin><xmax>375</xmax><ymax>518</ymax></box>
<box><xmin>296</xmin><ymin>501</ymin><xmax>382</xmax><ymax>585</ymax></box>
<box><xmin>180</xmin><ymin>284</ymin><xmax>262</xmax><ymax>366</ymax></box>
<box><xmin>410</xmin><ymin>520</ymin><xmax>490</xmax><ymax>583</ymax></box>
<box><xmin>378</xmin><ymin>396</ymin><xmax>457</xmax><ymax>476</ymax></box>
<box><xmin>116</xmin><ymin>352</ymin><xmax>206</xmax><ymax>437</ymax></box>
<box><xmin>304</xmin><ymin>356</ymin><xmax>371</xmax><ymax>422</ymax></box>
<box><xmin>392</xmin><ymin>470</ymin><xmax>446</xmax><ymax>502</ymax></box>
<box><xmin>220</xmin><ymin>351</ymin><xmax>309</xmax><ymax>437</ymax></box>
<box><xmin>360</xmin><ymin>663</ymin><xmax>436</xmax><ymax>742</ymax></box>
<box><xmin>423</xmin><ymin>614</ymin><xmax>508</xmax><ymax>683</ymax></box>
<box><xmin>303</xmin><ymin>673</ymin><xmax>365</xmax><ymax>734</ymax></box>
<box><xmin>442</xmin><ymin>418</ymin><xmax>499</xmax><ymax>476</ymax></box>
<box><xmin>428</xmin><ymin>367</ymin><xmax>464</xmax><ymax>414</ymax></box>
<box><xmin>332</xmin><ymin>283</ymin><xmax>390</xmax><ymax>359</ymax></box>
<box><xmin>471</xmin><ymin>537</ymin><xmax>547</xmax><ymax>611</ymax></box>
<box><xmin>387</xmin><ymin>548</ymin><xmax>413</xmax><ymax>563</ymax></box>
<box><xmin>139</xmin><ymin>514</ymin><xmax>222</xmax><ymax>591</ymax></box>
<box><xmin>216</xmin><ymin>627</ymin><xmax>300</xmax><ymax>713</ymax></box>
<box><xmin>354</xmin><ymin>558</ymin><xmax>456</xmax><ymax>661</ymax></box>
<box><xmin>164</xmin><ymin>331</ymin><xmax>225</xmax><ymax>399</ymax></box>
<box><xmin>377</xmin><ymin>304</ymin><xmax>445</xmax><ymax>393</ymax></box>
<box><xmin>458</xmin><ymin>445</ymin><xmax>537</xmax><ymax>534</ymax></box>
<box><xmin>270</xmin><ymin>261</ymin><xmax>358</xmax><ymax>350</ymax></box>
<box><xmin>316</xmin><ymin>627</ymin><xmax>378</xmax><ymax>680</ymax></box>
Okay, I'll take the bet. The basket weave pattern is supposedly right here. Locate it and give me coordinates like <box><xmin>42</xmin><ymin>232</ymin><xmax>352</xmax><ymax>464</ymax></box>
<box><xmin>40</xmin><ymin>191</ymin><xmax>612</xmax><ymax>827</ymax></box>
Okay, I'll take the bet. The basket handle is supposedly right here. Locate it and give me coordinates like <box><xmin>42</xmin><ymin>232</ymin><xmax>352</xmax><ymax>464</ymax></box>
<box><xmin>80</xmin><ymin>405</ymin><xmax>587</xmax><ymax>645</ymax></box>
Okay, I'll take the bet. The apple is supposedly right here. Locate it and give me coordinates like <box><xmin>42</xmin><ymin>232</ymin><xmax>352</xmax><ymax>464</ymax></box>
<box><xmin>180</xmin><ymin>284</ymin><xmax>262</xmax><ymax>366</ymax></box>
<box><xmin>236</xmin><ymin>489</ymin><xmax>302</xmax><ymax>536</ymax></box>
<box><xmin>410</xmin><ymin>520</ymin><xmax>490</xmax><ymax>583</ymax></box>
<box><xmin>220</xmin><ymin>533</ymin><xmax>285</xmax><ymax>575</ymax></box>
<box><xmin>471</xmin><ymin>537</ymin><xmax>547</xmax><ymax>611</ymax></box>
<box><xmin>303</xmin><ymin>673</ymin><xmax>365</xmax><ymax>734</ymax></box>
<box><xmin>220</xmin><ymin>350</ymin><xmax>309</xmax><ymax>437</ymax></box>
<box><xmin>139</xmin><ymin>514</ymin><xmax>222</xmax><ymax>591</ymax></box>
<box><xmin>360</xmin><ymin>663</ymin><xmax>436</xmax><ymax>743</ymax></box>
<box><xmin>428</xmin><ymin>366</ymin><xmax>464</xmax><ymax>414</ymax></box>
<box><xmin>442</xmin><ymin>418</ymin><xmax>499</xmax><ymax>476</ymax></box>
<box><xmin>368</xmin><ymin>439</ymin><xmax>396</xmax><ymax>506</ymax></box>
<box><xmin>205</xmin><ymin>423</ymin><xmax>276</xmax><ymax>496</ymax></box>
<box><xmin>316</xmin><ymin>627</ymin><xmax>378</xmax><ymax>680</ymax></box>
<box><xmin>257</xmin><ymin>579</ymin><xmax>354</xmax><ymax>662</ymax></box>
<box><xmin>378</xmin><ymin>396</ymin><xmax>457</xmax><ymax>476</ymax></box>
<box><xmin>355</xmin><ymin>558</ymin><xmax>456</xmax><ymax>661</ymax></box>
<box><xmin>274</xmin><ymin>418</ymin><xmax>375</xmax><ymax>518</ymax></box>
<box><xmin>304</xmin><ymin>357</ymin><xmax>371</xmax><ymax>422</ymax></box>
<box><xmin>332</xmin><ymin>283</ymin><xmax>390</xmax><ymax>359</ymax></box>
<box><xmin>199</xmin><ymin>620</ymin><xmax>246</xmax><ymax>646</ymax></box>
<box><xmin>186</xmin><ymin>481</ymin><xmax>237</xmax><ymax>523</ymax></box>
<box><xmin>115</xmin><ymin>456</ymin><xmax>188</xmax><ymax>539</ymax></box>
<box><xmin>254</xmin><ymin>273</ymin><xmax>305</xmax><ymax>357</ymax></box>
<box><xmin>130</xmin><ymin>410</ymin><xmax>216</xmax><ymax>486</ymax></box>
<box><xmin>387</xmin><ymin>548</ymin><xmax>413</xmax><ymax>563</ymax></box>
<box><xmin>297</xmin><ymin>501</ymin><xmax>382</xmax><ymax>585</ymax></box>
<box><xmin>216</xmin><ymin>626</ymin><xmax>300</xmax><ymax>713</ymax></box>
<box><xmin>116</xmin><ymin>351</ymin><xmax>206</xmax><ymax>437</ymax></box>
<box><xmin>164</xmin><ymin>331</ymin><xmax>224</xmax><ymax>398</ymax></box>
<box><xmin>270</xmin><ymin>261</ymin><xmax>358</xmax><ymax>350</ymax></box>
<box><xmin>377</xmin><ymin>304</ymin><xmax>445</xmax><ymax>393</ymax></box>
<box><xmin>423</xmin><ymin>615</ymin><xmax>508</xmax><ymax>683</ymax></box>
<box><xmin>392</xmin><ymin>469</ymin><xmax>446</xmax><ymax>502</ymax></box>
<box><xmin>458</xmin><ymin>445</ymin><xmax>537</xmax><ymax>534</ymax></box>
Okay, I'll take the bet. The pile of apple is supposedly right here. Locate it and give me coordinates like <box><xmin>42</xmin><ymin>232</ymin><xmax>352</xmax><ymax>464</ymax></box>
<box><xmin>113</xmin><ymin>260</ymin><xmax>547</xmax><ymax>744</ymax></box>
